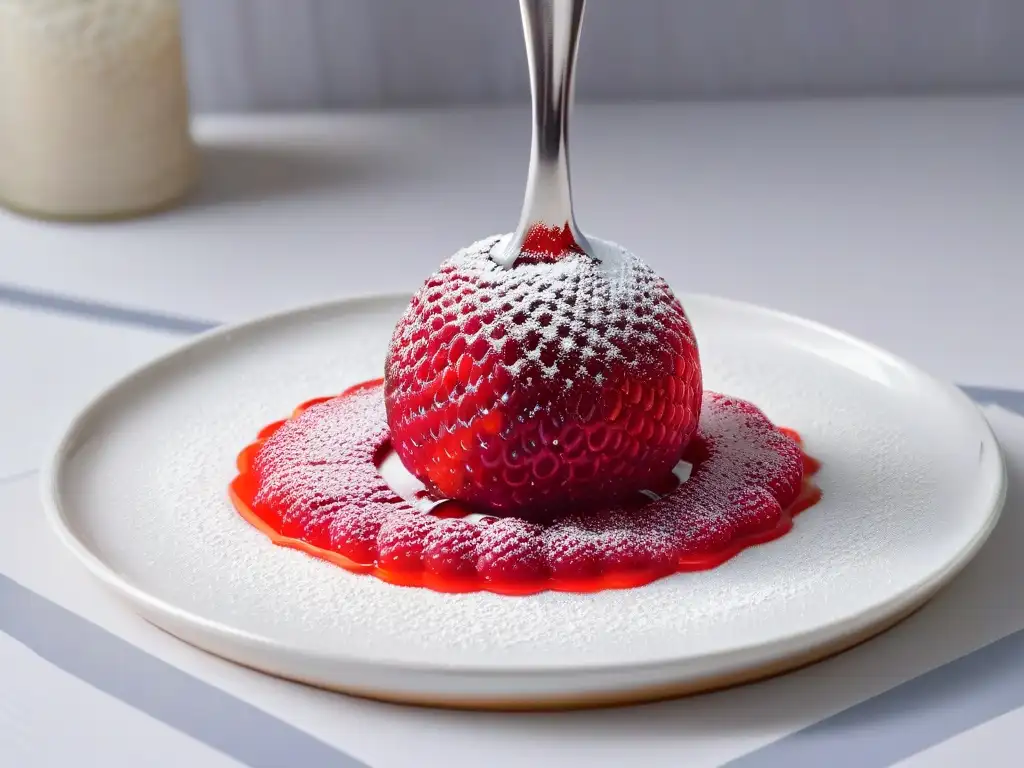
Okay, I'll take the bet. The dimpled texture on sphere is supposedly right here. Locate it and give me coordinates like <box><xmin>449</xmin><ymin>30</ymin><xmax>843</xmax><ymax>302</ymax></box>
<box><xmin>384</xmin><ymin>234</ymin><xmax>703</xmax><ymax>519</ymax></box>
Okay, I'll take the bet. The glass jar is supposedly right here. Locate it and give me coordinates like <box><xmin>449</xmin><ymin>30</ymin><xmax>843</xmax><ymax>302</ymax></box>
<box><xmin>0</xmin><ymin>0</ymin><xmax>198</xmax><ymax>220</ymax></box>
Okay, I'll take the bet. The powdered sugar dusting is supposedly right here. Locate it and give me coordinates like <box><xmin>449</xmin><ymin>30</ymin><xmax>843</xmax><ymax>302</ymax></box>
<box><xmin>249</xmin><ymin>383</ymin><xmax>804</xmax><ymax>585</ymax></box>
<box><xmin>252</xmin><ymin>386</ymin><xmax>419</xmax><ymax>562</ymax></box>
<box><xmin>388</xmin><ymin>233</ymin><xmax>690</xmax><ymax>384</ymax></box>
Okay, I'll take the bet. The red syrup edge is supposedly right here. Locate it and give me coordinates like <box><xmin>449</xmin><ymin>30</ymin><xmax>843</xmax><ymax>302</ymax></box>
<box><xmin>229</xmin><ymin>378</ymin><xmax>822</xmax><ymax>597</ymax></box>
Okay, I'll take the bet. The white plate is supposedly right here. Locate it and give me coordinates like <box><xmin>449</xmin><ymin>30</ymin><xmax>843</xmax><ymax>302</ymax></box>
<box><xmin>42</xmin><ymin>293</ymin><xmax>1006</xmax><ymax>709</ymax></box>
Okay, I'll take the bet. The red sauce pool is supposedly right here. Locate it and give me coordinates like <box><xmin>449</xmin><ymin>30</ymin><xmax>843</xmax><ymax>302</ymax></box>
<box><xmin>230</xmin><ymin>381</ymin><xmax>821</xmax><ymax>596</ymax></box>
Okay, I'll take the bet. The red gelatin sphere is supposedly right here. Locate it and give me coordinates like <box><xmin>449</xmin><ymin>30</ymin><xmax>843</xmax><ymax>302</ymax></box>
<box><xmin>384</xmin><ymin>234</ymin><xmax>703</xmax><ymax>520</ymax></box>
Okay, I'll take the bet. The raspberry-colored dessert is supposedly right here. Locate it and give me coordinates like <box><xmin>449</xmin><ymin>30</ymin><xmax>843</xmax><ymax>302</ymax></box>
<box><xmin>230</xmin><ymin>380</ymin><xmax>821</xmax><ymax>596</ymax></box>
<box><xmin>229</xmin><ymin>0</ymin><xmax>823</xmax><ymax>595</ymax></box>
<box><xmin>384</xmin><ymin>234</ymin><xmax>703</xmax><ymax>520</ymax></box>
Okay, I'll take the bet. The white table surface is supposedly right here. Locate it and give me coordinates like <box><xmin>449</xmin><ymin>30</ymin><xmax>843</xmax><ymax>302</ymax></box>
<box><xmin>1</xmin><ymin>95</ymin><xmax>1023</xmax><ymax>767</ymax></box>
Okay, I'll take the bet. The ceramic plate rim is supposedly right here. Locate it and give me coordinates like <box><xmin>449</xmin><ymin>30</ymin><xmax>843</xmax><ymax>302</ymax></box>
<box><xmin>40</xmin><ymin>291</ymin><xmax>1008</xmax><ymax>678</ymax></box>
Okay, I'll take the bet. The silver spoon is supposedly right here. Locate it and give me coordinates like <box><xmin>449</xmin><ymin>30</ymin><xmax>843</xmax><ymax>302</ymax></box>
<box><xmin>493</xmin><ymin>0</ymin><xmax>594</xmax><ymax>268</ymax></box>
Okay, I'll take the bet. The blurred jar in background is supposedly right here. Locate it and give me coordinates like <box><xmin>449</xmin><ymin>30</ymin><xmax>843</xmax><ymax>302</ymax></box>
<box><xmin>0</xmin><ymin>0</ymin><xmax>198</xmax><ymax>220</ymax></box>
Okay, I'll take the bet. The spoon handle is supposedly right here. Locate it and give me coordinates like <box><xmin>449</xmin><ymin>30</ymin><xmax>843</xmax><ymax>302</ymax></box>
<box><xmin>495</xmin><ymin>0</ymin><xmax>592</xmax><ymax>268</ymax></box>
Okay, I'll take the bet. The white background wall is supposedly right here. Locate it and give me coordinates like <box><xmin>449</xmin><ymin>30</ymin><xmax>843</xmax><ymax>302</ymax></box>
<box><xmin>180</xmin><ymin>0</ymin><xmax>1024</xmax><ymax>112</ymax></box>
